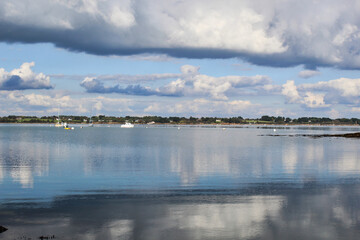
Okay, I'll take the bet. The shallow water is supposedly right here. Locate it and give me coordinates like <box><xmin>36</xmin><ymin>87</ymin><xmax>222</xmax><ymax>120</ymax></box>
<box><xmin>1</xmin><ymin>124</ymin><xmax>360</xmax><ymax>239</ymax></box>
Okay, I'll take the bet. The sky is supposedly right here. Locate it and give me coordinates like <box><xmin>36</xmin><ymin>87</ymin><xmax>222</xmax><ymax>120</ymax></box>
<box><xmin>1</xmin><ymin>0</ymin><xmax>360</xmax><ymax>118</ymax></box>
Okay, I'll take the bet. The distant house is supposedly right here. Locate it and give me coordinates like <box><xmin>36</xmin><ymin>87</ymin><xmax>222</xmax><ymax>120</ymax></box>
<box><xmin>216</xmin><ymin>119</ymin><xmax>221</xmax><ymax>123</ymax></box>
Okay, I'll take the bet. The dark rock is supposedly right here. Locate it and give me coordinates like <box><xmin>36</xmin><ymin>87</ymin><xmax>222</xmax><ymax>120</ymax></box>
<box><xmin>39</xmin><ymin>235</ymin><xmax>55</xmax><ymax>239</ymax></box>
<box><xmin>304</xmin><ymin>132</ymin><xmax>360</xmax><ymax>138</ymax></box>
<box><xmin>265</xmin><ymin>132</ymin><xmax>360</xmax><ymax>138</ymax></box>
<box><xmin>0</xmin><ymin>226</ymin><xmax>8</xmax><ymax>233</ymax></box>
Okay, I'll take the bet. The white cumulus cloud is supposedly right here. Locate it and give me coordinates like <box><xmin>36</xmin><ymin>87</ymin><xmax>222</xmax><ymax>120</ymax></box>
<box><xmin>302</xmin><ymin>78</ymin><xmax>360</xmax><ymax>98</ymax></box>
<box><xmin>0</xmin><ymin>91</ymin><xmax>135</xmax><ymax>116</ymax></box>
<box><xmin>282</xmin><ymin>77</ymin><xmax>360</xmax><ymax>109</ymax></box>
<box><xmin>282</xmin><ymin>80</ymin><xmax>301</xmax><ymax>104</ymax></box>
<box><xmin>0</xmin><ymin>62</ymin><xmax>52</xmax><ymax>90</ymax></box>
<box><xmin>303</xmin><ymin>92</ymin><xmax>329</xmax><ymax>108</ymax></box>
<box><xmin>81</xmin><ymin>65</ymin><xmax>272</xmax><ymax>100</ymax></box>
<box><xmin>282</xmin><ymin>80</ymin><xmax>329</xmax><ymax>108</ymax></box>
<box><xmin>144</xmin><ymin>98</ymin><xmax>257</xmax><ymax>116</ymax></box>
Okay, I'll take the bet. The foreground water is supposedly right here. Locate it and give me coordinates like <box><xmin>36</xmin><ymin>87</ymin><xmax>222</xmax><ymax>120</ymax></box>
<box><xmin>1</xmin><ymin>124</ymin><xmax>360</xmax><ymax>239</ymax></box>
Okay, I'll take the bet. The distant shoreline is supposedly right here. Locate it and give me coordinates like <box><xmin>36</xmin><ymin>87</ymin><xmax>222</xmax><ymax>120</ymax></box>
<box><xmin>1</xmin><ymin>115</ymin><xmax>360</xmax><ymax>126</ymax></box>
<box><xmin>1</xmin><ymin>122</ymin><xmax>360</xmax><ymax>127</ymax></box>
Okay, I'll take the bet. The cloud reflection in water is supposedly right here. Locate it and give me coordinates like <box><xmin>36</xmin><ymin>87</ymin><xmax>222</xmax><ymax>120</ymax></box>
<box><xmin>1</xmin><ymin>184</ymin><xmax>360</xmax><ymax>240</ymax></box>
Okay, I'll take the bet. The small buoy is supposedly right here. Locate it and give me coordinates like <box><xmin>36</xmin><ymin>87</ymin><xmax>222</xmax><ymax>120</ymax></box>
<box><xmin>222</xmin><ymin>128</ymin><xmax>226</xmax><ymax>130</ymax></box>
<box><xmin>178</xmin><ymin>127</ymin><xmax>180</xmax><ymax>130</ymax></box>
<box><xmin>273</xmin><ymin>129</ymin><xmax>276</xmax><ymax>132</ymax></box>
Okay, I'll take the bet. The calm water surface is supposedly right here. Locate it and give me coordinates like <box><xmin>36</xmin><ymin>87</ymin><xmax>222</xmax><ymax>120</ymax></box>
<box><xmin>1</xmin><ymin>124</ymin><xmax>360</xmax><ymax>239</ymax></box>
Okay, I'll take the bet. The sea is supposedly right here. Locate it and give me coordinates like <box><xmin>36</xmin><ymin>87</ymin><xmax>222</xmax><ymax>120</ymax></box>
<box><xmin>1</xmin><ymin>124</ymin><xmax>360</xmax><ymax>239</ymax></box>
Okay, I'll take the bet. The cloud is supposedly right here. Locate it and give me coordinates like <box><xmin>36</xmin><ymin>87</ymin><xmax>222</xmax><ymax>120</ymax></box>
<box><xmin>303</xmin><ymin>92</ymin><xmax>329</xmax><ymax>108</ymax></box>
<box><xmin>97</xmin><ymin>73</ymin><xmax>181</xmax><ymax>84</ymax></box>
<box><xmin>0</xmin><ymin>91</ymin><xmax>135</xmax><ymax>116</ymax></box>
<box><xmin>0</xmin><ymin>62</ymin><xmax>53</xmax><ymax>90</ymax></box>
<box><xmin>0</xmin><ymin>89</ymin><xmax>259</xmax><ymax>117</ymax></box>
<box><xmin>231</xmin><ymin>63</ymin><xmax>253</xmax><ymax>71</ymax></box>
<box><xmin>161</xmin><ymin>74</ymin><xmax>271</xmax><ymax>100</ymax></box>
<box><xmin>301</xmin><ymin>78</ymin><xmax>360</xmax><ymax>98</ymax></box>
<box><xmin>328</xmin><ymin>109</ymin><xmax>340</xmax><ymax>119</ymax></box>
<box><xmin>126</xmin><ymin>54</ymin><xmax>175</xmax><ymax>62</ymax></box>
<box><xmin>1</xmin><ymin>1</ymin><xmax>360</xmax><ymax>68</ymax></box>
<box><xmin>180</xmin><ymin>65</ymin><xmax>200</xmax><ymax>75</ymax></box>
<box><xmin>352</xmin><ymin>107</ymin><xmax>360</xmax><ymax>112</ymax></box>
<box><xmin>282</xmin><ymin>80</ymin><xmax>301</xmax><ymax>104</ymax></box>
<box><xmin>299</xmin><ymin>78</ymin><xmax>360</xmax><ymax>106</ymax></box>
<box><xmin>298</xmin><ymin>70</ymin><xmax>321</xmax><ymax>79</ymax></box>
<box><xmin>282</xmin><ymin>77</ymin><xmax>360</xmax><ymax>109</ymax></box>
<box><xmin>80</xmin><ymin>77</ymin><xmax>174</xmax><ymax>96</ymax></box>
<box><xmin>51</xmin><ymin>72</ymin><xmax>182</xmax><ymax>84</ymax></box>
<box><xmin>282</xmin><ymin>80</ymin><xmax>329</xmax><ymax>108</ymax></box>
<box><xmin>144</xmin><ymin>98</ymin><xmax>257</xmax><ymax>116</ymax></box>
<box><xmin>81</xmin><ymin>65</ymin><xmax>271</xmax><ymax>100</ymax></box>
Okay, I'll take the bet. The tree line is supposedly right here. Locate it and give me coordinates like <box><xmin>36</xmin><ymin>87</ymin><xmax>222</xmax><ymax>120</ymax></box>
<box><xmin>0</xmin><ymin>115</ymin><xmax>360</xmax><ymax>125</ymax></box>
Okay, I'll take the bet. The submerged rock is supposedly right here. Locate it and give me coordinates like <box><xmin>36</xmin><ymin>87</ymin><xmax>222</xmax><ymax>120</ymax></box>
<box><xmin>316</xmin><ymin>132</ymin><xmax>360</xmax><ymax>138</ymax></box>
<box><xmin>0</xmin><ymin>226</ymin><xmax>8</xmax><ymax>233</ymax></box>
<box><xmin>299</xmin><ymin>132</ymin><xmax>360</xmax><ymax>138</ymax></box>
<box><xmin>264</xmin><ymin>132</ymin><xmax>360</xmax><ymax>138</ymax></box>
<box><xmin>39</xmin><ymin>235</ymin><xmax>55</xmax><ymax>239</ymax></box>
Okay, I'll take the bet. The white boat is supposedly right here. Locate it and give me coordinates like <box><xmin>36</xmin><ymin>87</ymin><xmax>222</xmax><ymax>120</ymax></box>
<box><xmin>55</xmin><ymin>118</ymin><xmax>64</xmax><ymax>127</ymax></box>
<box><xmin>55</xmin><ymin>121</ymin><xmax>63</xmax><ymax>127</ymax></box>
<box><xmin>121</xmin><ymin>122</ymin><xmax>134</xmax><ymax>128</ymax></box>
<box><xmin>88</xmin><ymin>116</ymin><xmax>93</xmax><ymax>127</ymax></box>
<box><xmin>54</xmin><ymin>107</ymin><xmax>63</xmax><ymax>127</ymax></box>
<box><xmin>63</xmin><ymin>122</ymin><xmax>74</xmax><ymax>130</ymax></box>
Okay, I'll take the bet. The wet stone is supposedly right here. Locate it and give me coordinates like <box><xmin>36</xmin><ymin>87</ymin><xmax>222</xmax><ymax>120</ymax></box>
<box><xmin>0</xmin><ymin>226</ymin><xmax>8</xmax><ymax>233</ymax></box>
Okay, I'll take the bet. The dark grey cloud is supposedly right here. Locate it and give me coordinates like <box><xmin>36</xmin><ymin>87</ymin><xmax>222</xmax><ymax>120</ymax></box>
<box><xmin>0</xmin><ymin>75</ymin><xmax>52</xmax><ymax>90</ymax></box>
<box><xmin>1</xmin><ymin>75</ymin><xmax>23</xmax><ymax>90</ymax></box>
<box><xmin>1</xmin><ymin>0</ymin><xmax>360</xmax><ymax>69</ymax></box>
<box><xmin>80</xmin><ymin>77</ymin><xmax>179</xmax><ymax>96</ymax></box>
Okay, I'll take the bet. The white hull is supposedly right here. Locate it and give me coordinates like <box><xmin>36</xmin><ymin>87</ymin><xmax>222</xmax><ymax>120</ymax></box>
<box><xmin>55</xmin><ymin>122</ymin><xmax>64</xmax><ymax>127</ymax></box>
<box><xmin>121</xmin><ymin>122</ymin><xmax>134</xmax><ymax>128</ymax></box>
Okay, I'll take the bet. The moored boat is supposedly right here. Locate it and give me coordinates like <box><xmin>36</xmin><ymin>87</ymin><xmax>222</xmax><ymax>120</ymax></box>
<box><xmin>63</xmin><ymin>122</ymin><xmax>74</xmax><ymax>130</ymax></box>
<box><xmin>120</xmin><ymin>122</ymin><xmax>134</xmax><ymax>128</ymax></box>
